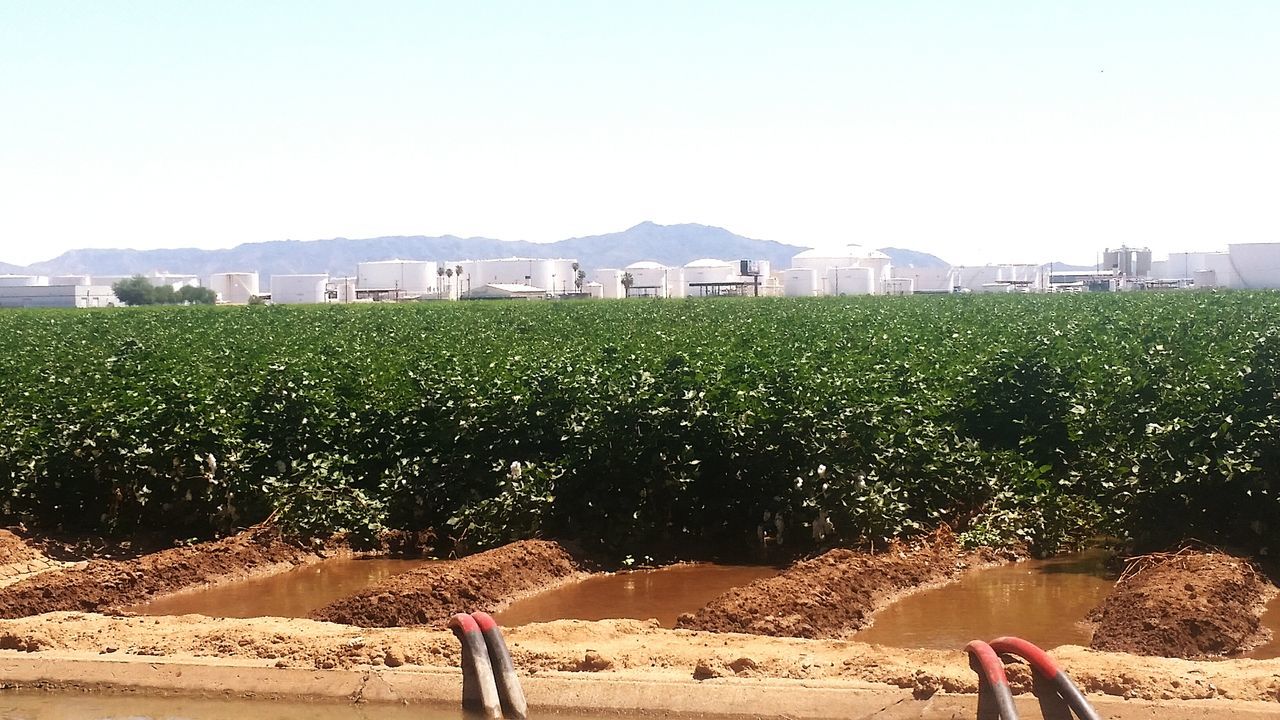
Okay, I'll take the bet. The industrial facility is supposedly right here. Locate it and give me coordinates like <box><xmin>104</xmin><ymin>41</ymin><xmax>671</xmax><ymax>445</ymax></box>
<box><xmin>6</xmin><ymin>239</ymin><xmax>1280</xmax><ymax>310</ymax></box>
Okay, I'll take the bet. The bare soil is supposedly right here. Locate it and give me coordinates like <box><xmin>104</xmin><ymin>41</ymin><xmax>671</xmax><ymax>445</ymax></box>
<box><xmin>310</xmin><ymin>539</ymin><xmax>583</xmax><ymax>628</ymax></box>
<box><xmin>0</xmin><ymin>529</ymin><xmax>71</xmax><ymax>590</ymax></box>
<box><xmin>0</xmin><ymin>613</ymin><xmax>1277</xmax><ymax>704</ymax></box>
<box><xmin>1090</xmin><ymin>550</ymin><xmax>1278</xmax><ymax>659</ymax></box>
<box><xmin>676</xmin><ymin>530</ymin><xmax>997</xmax><ymax>638</ymax></box>
<box><xmin>0</xmin><ymin>528</ymin><xmax>319</xmax><ymax>618</ymax></box>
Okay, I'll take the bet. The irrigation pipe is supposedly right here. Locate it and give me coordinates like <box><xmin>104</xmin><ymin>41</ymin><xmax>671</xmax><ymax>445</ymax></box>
<box><xmin>448</xmin><ymin>613</ymin><xmax>503</xmax><ymax>719</ymax></box>
<box><xmin>989</xmin><ymin>636</ymin><xmax>1102</xmax><ymax>720</ymax></box>
<box><xmin>965</xmin><ymin>640</ymin><xmax>1019</xmax><ymax>720</ymax></box>
<box><xmin>472</xmin><ymin>611</ymin><xmax>528</xmax><ymax>720</ymax></box>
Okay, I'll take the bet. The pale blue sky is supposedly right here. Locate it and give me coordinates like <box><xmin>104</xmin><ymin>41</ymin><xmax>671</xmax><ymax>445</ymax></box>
<box><xmin>1</xmin><ymin>1</ymin><xmax>1277</xmax><ymax>265</ymax></box>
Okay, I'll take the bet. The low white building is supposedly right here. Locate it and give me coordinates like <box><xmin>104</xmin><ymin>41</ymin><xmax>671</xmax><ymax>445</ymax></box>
<box><xmin>893</xmin><ymin>267</ymin><xmax>956</xmax><ymax>293</ymax></box>
<box><xmin>461</xmin><ymin>283</ymin><xmax>546</xmax><ymax>300</ymax></box>
<box><xmin>0</xmin><ymin>284</ymin><xmax>118</xmax><ymax>308</ymax></box>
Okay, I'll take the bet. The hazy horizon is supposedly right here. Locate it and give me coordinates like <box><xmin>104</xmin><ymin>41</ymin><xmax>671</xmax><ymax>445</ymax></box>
<box><xmin>2</xmin><ymin>2</ymin><xmax>1276</xmax><ymax>266</ymax></box>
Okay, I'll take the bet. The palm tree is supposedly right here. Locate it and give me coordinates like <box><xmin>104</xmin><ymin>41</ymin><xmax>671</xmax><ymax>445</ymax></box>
<box><xmin>621</xmin><ymin>272</ymin><xmax>634</xmax><ymax>298</ymax></box>
<box><xmin>572</xmin><ymin>262</ymin><xmax>584</xmax><ymax>292</ymax></box>
<box><xmin>437</xmin><ymin>266</ymin><xmax>446</xmax><ymax>298</ymax></box>
<box><xmin>445</xmin><ymin>268</ymin><xmax>454</xmax><ymax>299</ymax></box>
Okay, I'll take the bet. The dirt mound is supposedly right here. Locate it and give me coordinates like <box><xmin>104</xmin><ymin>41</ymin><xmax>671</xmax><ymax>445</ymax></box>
<box><xmin>0</xmin><ymin>528</ymin><xmax>318</xmax><ymax>618</ymax></box>
<box><xmin>1090</xmin><ymin>550</ymin><xmax>1277</xmax><ymax>659</ymax></box>
<box><xmin>310</xmin><ymin>539</ymin><xmax>582</xmax><ymax>628</ymax></box>
<box><xmin>0</xmin><ymin>529</ymin><xmax>65</xmax><ymax>589</ymax></box>
<box><xmin>676</xmin><ymin>532</ymin><xmax>983</xmax><ymax>638</ymax></box>
<box><xmin>0</xmin><ymin>529</ymin><xmax>42</xmax><ymax>567</ymax></box>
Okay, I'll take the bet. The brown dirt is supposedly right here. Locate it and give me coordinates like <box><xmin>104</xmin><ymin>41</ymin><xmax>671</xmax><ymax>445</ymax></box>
<box><xmin>0</xmin><ymin>528</ymin><xmax>320</xmax><ymax>619</ymax></box>
<box><xmin>309</xmin><ymin>539</ymin><xmax>583</xmax><ymax>628</ymax></box>
<box><xmin>676</xmin><ymin>530</ymin><xmax>994</xmax><ymax>638</ymax></box>
<box><xmin>0</xmin><ymin>529</ymin><xmax>74</xmax><ymax>590</ymax></box>
<box><xmin>1090</xmin><ymin>550</ymin><xmax>1278</xmax><ymax>659</ymax></box>
<box><xmin>0</xmin><ymin>613</ymin><xmax>1278</xmax><ymax>704</ymax></box>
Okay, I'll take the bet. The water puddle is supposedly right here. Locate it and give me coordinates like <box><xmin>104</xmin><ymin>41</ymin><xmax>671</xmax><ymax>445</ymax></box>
<box><xmin>495</xmin><ymin>563</ymin><xmax>778</xmax><ymax>628</ymax></box>
<box><xmin>125</xmin><ymin>557</ymin><xmax>428</xmax><ymax>618</ymax></box>
<box><xmin>0</xmin><ymin>692</ymin><xmax>607</xmax><ymax>720</ymax></box>
<box><xmin>1243</xmin><ymin>594</ymin><xmax>1280</xmax><ymax>660</ymax></box>
<box><xmin>852</xmin><ymin>551</ymin><xmax>1114</xmax><ymax>650</ymax></box>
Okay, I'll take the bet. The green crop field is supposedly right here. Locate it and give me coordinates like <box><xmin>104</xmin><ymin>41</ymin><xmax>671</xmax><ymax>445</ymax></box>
<box><xmin>1</xmin><ymin>294</ymin><xmax>1276</xmax><ymax>557</ymax></box>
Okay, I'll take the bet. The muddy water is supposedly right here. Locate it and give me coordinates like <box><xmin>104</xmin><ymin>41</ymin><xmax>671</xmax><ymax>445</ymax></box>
<box><xmin>0</xmin><ymin>692</ymin><xmax>606</xmax><ymax>720</ymax></box>
<box><xmin>495</xmin><ymin>563</ymin><xmax>779</xmax><ymax>628</ymax></box>
<box><xmin>853</xmin><ymin>551</ymin><xmax>1114</xmax><ymax>650</ymax></box>
<box><xmin>125</xmin><ymin>557</ymin><xmax>427</xmax><ymax>618</ymax></box>
<box><xmin>1244</xmin><ymin>594</ymin><xmax>1280</xmax><ymax>659</ymax></box>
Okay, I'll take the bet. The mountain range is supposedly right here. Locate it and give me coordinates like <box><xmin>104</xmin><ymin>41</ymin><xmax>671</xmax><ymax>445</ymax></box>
<box><xmin>4</xmin><ymin>222</ymin><xmax>949</xmax><ymax>281</ymax></box>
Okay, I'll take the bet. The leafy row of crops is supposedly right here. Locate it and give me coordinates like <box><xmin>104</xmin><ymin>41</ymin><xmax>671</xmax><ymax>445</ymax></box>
<box><xmin>1</xmin><ymin>294</ymin><xmax>1276</xmax><ymax>557</ymax></box>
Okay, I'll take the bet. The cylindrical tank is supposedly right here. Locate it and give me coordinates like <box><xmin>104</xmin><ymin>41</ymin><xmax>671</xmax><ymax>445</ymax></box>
<box><xmin>270</xmin><ymin>274</ymin><xmax>329</xmax><ymax>304</ymax></box>
<box><xmin>0</xmin><ymin>275</ymin><xmax>48</xmax><ymax>287</ymax></box>
<box><xmin>782</xmin><ymin>268</ymin><xmax>819</xmax><ymax>297</ymax></box>
<box><xmin>1227</xmin><ymin>243</ymin><xmax>1280</xmax><ymax>289</ymax></box>
<box><xmin>208</xmin><ymin>272</ymin><xmax>260</xmax><ymax>304</ymax></box>
<box><xmin>828</xmin><ymin>266</ymin><xmax>875</xmax><ymax>296</ymax></box>
<box><xmin>1193</xmin><ymin>269</ymin><xmax>1218</xmax><ymax>288</ymax></box>
<box><xmin>683</xmin><ymin>259</ymin><xmax>736</xmax><ymax>296</ymax></box>
<box><xmin>592</xmin><ymin>269</ymin><xmax>625</xmax><ymax>299</ymax></box>
<box><xmin>356</xmin><ymin>260</ymin><xmax>437</xmax><ymax>296</ymax></box>
<box><xmin>49</xmin><ymin>274</ymin><xmax>91</xmax><ymax>286</ymax></box>
<box><xmin>584</xmin><ymin>281</ymin><xmax>605</xmax><ymax>299</ymax></box>
<box><xmin>330</xmin><ymin>276</ymin><xmax>359</xmax><ymax>302</ymax></box>
<box><xmin>623</xmin><ymin>261</ymin><xmax>671</xmax><ymax>297</ymax></box>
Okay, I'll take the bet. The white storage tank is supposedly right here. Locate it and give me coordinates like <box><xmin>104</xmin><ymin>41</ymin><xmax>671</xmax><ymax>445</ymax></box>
<box><xmin>49</xmin><ymin>274</ymin><xmax>91</xmax><ymax>286</ymax></box>
<box><xmin>270</xmin><ymin>274</ymin><xmax>329</xmax><ymax>304</ymax></box>
<box><xmin>0</xmin><ymin>274</ymin><xmax>48</xmax><ymax>287</ymax></box>
<box><xmin>584</xmin><ymin>281</ymin><xmax>605</xmax><ymax>299</ymax></box>
<box><xmin>330</xmin><ymin>276</ymin><xmax>358</xmax><ymax>302</ymax></box>
<box><xmin>149</xmin><ymin>274</ymin><xmax>201</xmax><ymax>290</ymax></box>
<box><xmin>782</xmin><ymin>268</ymin><xmax>819</xmax><ymax>297</ymax></box>
<box><xmin>828</xmin><ymin>266</ymin><xmax>875</xmax><ymax>296</ymax></box>
<box><xmin>208</xmin><ymin>272</ymin><xmax>260</xmax><ymax>304</ymax></box>
<box><xmin>356</xmin><ymin>260</ymin><xmax>437</xmax><ymax>296</ymax></box>
<box><xmin>885</xmin><ymin>277</ymin><xmax>916</xmax><ymax>295</ymax></box>
<box><xmin>1193</xmin><ymin>269</ymin><xmax>1218</xmax><ymax>288</ymax></box>
<box><xmin>1228</xmin><ymin>243</ymin><xmax>1280</xmax><ymax>289</ymax></box>
<box><xmin>683</xmin><ymin>258</ymin><xmax>736</xmax><ymax>296</ymax></box>
<box><xmin>623</xmin><ymin>261</ymin><xmax>672</xmax><ymax>297</ymax></box>
<box><xmin>792</xmin><ymin>244</ymin><xmax>891</xmax><ymax>295</ymax></box>
<box><xmin>593</xmin><ymin>269</ymin><xmax>626</xmax><ymax>299</ymax></box>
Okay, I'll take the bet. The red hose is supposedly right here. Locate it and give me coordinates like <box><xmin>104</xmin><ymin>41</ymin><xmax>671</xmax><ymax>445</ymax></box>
<box><xmin>965</xmin><ymin>640</ymin><xmax>1019</xmax><ymax>719</ymax></box>
<box><xmin>989</xmin><ymin>636</ymin><xmax>1101</xmax><ymax>720</ymax></box>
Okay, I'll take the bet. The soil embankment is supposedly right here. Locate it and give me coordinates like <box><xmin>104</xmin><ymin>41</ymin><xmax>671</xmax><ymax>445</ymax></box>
<box><xmin>310</xmin><ymin>539</ymin><xmax>583</xmax><ymax>627</ymax></box>
<box><xmin>1</xmin><ymin>613</ymin><xmax>1278</xmax><ymax>705</ymax></box>
<box><xmin>676</xmin><ymin>532</ymin><xmax>993</xmax><ymax>638</ymax></box>
<box><xmin>0</xmin><ymin>528</ymin><xmax>318</xmax><ymax>618</ymax></box>
<box><xmin>1090</xmin><ymin>550</ymin><xmax>1277</xmax><ymax>659</ymax></box>
<box><xmin>0</xmin><ymin>529</ymin><xmax>66</xmax><ymax>589</ymax></box>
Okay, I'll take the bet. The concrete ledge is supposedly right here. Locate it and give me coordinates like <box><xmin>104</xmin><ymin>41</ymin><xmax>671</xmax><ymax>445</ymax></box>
<box><xmin>1</xmin><ymin>653</ymin><xmax>1277</xmax><ymax>719</ymax></box>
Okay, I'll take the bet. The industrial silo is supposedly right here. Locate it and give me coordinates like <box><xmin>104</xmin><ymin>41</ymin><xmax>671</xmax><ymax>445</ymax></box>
<box><xmin>623</xmin><ymin>261</ymin><xmax>671</xmax><ymax>297</ymax></box>
<box><xmin>1227</xmin><ymin>243</ymin><xmax>1280</xmax><ymax>289</ymax></box>
<box><xmin>270</xmin><ymin>274</ymin><xmax>330</xmax><ymax>304</ymax></box>
<box><xmin>593</xmin><ymin>269</ymin><xmax>626</xmax><ymax>299</ymax></box>
<box><xmin>356</xmin><ymin>260</ymin><xmax>437</xmax><ymax>297</ymax></box>
<box><xmin>782</xmin><ymin>268</ymin><xmax>819</xmax><ymax>297</ymax></box>
<box><xmin>828</xmin><ymin>266</ymin><xmax>875</xmax><ymax>296</ymax></box>
<box><xmin>683</xmin><ymin>258</ymin><xmax>736</xmax><ymax>296</ymax></box>
<box><xmin>791</xmin><ymin>244</ymin><xmax>891</xmax><ymax>295</ymax></box>
<box><xmin>208</xmin><ymin>272</ymin><xmax>260</xmax><ymax>304</ymax></box>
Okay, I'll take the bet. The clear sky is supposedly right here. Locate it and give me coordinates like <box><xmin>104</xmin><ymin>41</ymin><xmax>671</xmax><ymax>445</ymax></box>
<box><xmin>1</xmin><ymin>1</ymin><xmax>1277</xmax><ymax>266</ymax></box>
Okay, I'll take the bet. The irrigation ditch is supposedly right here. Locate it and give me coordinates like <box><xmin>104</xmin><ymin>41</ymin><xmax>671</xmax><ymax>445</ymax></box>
<box><xmin>1</xmin><ymin>525</ymin><xmax>1278</xmax><ymax>717</ymax></box>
